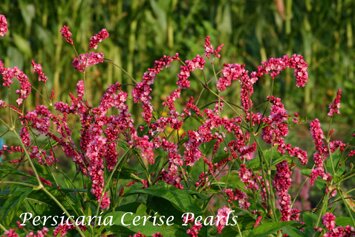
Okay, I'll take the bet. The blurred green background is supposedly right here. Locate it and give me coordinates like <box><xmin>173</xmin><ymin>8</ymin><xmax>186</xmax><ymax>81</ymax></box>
<box><xmin>0</xmin><ymin>0</ymin><xmax>354</xmax><ymax>128</ymax></box>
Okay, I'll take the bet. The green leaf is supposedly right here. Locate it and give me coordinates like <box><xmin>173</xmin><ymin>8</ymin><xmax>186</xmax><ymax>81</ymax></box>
<box><xmin>302</xmin><ymin>212</ymin><xmax>318</xmax><ymax>227</ymax></box>
<box><xmin>125</xmin><ymin>182</ymin><xmax>203</xmax><ymax>214</ymax></box>
<box><xmin>281</xmin><ymin>226</ymin><xmax>306</xmax><ymax>237</ymax></box>
<box><xmin>0</xmin><ymin>187</ymin><xmax>32</xmax><ymax>226</ymax></box>
<box><xmin>336</xmin><ymin>216</ymin><xmax>354</xmax><ymax>226</ymax></box>
<box><xmin>7</xmin><ymin>47</ymin><xmax>24</xmax><ymax>69</ymax></box>
<box><xmin>19</xmin><ymin>1</ymin><xmax>35</xmax><ymax>28</ymax></box>
<box><xmin>247</xmin><ymin>221</ymin><xmax>296</xmax><ymax>237</ymax></box>
<box><xmin>12</xmin><ymin>33</ymin><xmax>32</xmax><ymax>57</ymax></box>
<box><xmin>218</xmin><ymin>170</ymin><xmax>245</xmax><ymax>190</ymax></box>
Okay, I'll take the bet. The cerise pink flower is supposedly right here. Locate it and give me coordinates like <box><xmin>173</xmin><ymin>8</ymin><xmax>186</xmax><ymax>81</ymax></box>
<box><xmin>72</xmin><ymin>52</ymin><xmax>104</xmax><ymax>72</ymax></box>
<box><xmin>204</xmin><ymin>36</ymin><xmax>224</xmax><ymax>58</ymax></box>
<box><xmin>0</xmin><ymin>14</ymin><xmax>8</xmax><ymax>37</ymax></box>
<box><xmin>60</xmin><ymin>25</ymin><xmax>74</xmax><ymax>45</ymax></box>
<box><xmin>89</xmin><ymin>28</ymin><xmax>109</xmax><ymax>49</ymax></box>
<box><xmin>32</xmin><ymin>60</ymin><xmax>48</xmax><ymax>83</ymax></box>
<box><xmin>328</xmin><ymin>88</ymin><xmax>342</xmax><ymax>117</ymax></box>
<box><xmin>216</xmin><ymin>206</ymin><xmax>232</xmax><ymax>233</ymax></box>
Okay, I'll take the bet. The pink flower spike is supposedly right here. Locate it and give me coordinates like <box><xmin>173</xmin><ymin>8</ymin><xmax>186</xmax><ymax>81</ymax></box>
<box><xmin>0</xmin><ymin>14</ymin><xmax>8</xmax><ymax>37</ymax></box>
<box><xmin>72</xmin><ymin>52</ymin><xmax>105</xmax><ymax>72</ymax></box>
<box><xmin>328</xmin><ymin>88</ymin><xmax>342</xmax><ymax>117</ymax></box>
<box><xmin>60</xmin><ymin>25</ymin><xmax>74</xmax><ymax>45</ymax></box>
<box><xmin>89</xmin><ymin>28</ymin><xmax>110</xmax><ymax>49</ymax></box>
<box><xmin>32</xmin><ymin>60</ymin><xmax>48</xmax><ymax>83</ymax></box>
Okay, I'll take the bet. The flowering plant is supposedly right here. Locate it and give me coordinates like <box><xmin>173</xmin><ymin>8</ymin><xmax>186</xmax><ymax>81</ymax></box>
<box><xmin>0</xmin><ymin>14</ymin><xmax>354</xmax><ymax>237</ymax></box>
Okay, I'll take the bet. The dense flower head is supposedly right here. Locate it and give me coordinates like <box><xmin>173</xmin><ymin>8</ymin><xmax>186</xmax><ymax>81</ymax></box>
<box><xmin>216</xmin><ymin>206</ymin><xmax>232</xmax><ymax>233</ymax></box>
<box><xmin>328</xmin><ymin>89</ymin><xmax>342</xmax><ymax>117</ymax></box>
<box><xmin>86</xmin><ymin>135</ymin><xmax>109</xmax><ymax>208</ymax></box>
<box><xmin>310</xmin><ymin>119</ymin><xmax>326</xmax><ymax>154</ymax></box>
<box><xmin>131</xmin><ymin>233</ymin><xmax>146</xmax><ymax>237</ymax></box>
<box><xmin>273</xmin><ymin>161</ymin><xmax>297</xmax><ymax>221</ymax></box>
<box><xmin>60</xmin><ymin>25</ymin><xmax>74</xmax><ymax>45</ymax></box>
<box><xmin>323</xmin><ymin>212</ymin><xmax>336</xmax><ymax>230</ymax></box>
<box><xmin>289</xmin><ymin>54</ymin><xmax>308</xmax><ymax>87</ymax></box>
<box><xmin>72</xmin><ymin>52</ymin><xmax>104</xmax><ymax>72</ymax></box>
<box><xmin>4</xmin><ymin>229</ymin><xmax>18</xmax><ymax>237</ymax></box>
<box><xmin>89</xmin><ymin>28</ymin><xmax>109</xmax><ymax>49</ymax></box>
<box><xmin>0</xmin><ymin>14</ymin><xmax>8</xmax><ymax>37</ymax></box>
<box><xmin>186</xmin><ymin>221</ymin><xmax>203</xmax><ymax>237</ymax></box>
<box><xmin>32</xmin><ymin>60</ymin><xmax>48</xmax><ymax>83</ymax></box>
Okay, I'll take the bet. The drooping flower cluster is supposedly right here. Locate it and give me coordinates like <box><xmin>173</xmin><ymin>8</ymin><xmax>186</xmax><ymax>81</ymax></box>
<box><xmin>216</xmin><ymin>54</ymin><xmax>308</xmax><ymax>112</ymax></box>
<box><xmin>31</xmin><ymin>60</ymin><xmax>48</xmax><ymax>83</ymax></box>
<box><xmin>257</xmin><ymin>54</ymin><xmax>308</xmax><ymax>87</ymax></box>
<box><xmin>328</xmin><ymin>89</ymin><xmax>342</xmax><ymax>117</ymax></box>
<box><xmin>72</xmin><ymin>52</ymin><xmax>105</xmax><ymax>72</ymax></box>
<box><xmin>60</xmin><ymin>25</ymin><xmax>74</xmax><ymax>45</ymax></box>
<box><xmin>0</xmin><ymin>14</ymin><xmax>8</xmax><ymax>37</ymax></box>
<box><xmin>89</xmin><ymin>28</ymin><xmax>109</xmax><ymax>49</ymax></box>
<box><xmin>0</xmin><ymin>60</ymin><xmax>32</xmax><ymax>105</ymax></box>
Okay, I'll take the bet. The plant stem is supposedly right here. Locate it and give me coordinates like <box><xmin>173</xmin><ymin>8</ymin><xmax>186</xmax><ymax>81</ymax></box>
<box><xmin>315</xmin><ymin>192</ymin><xmax>330</xmax><ymax>229</ymax></box>
<box><xmin>94</xmin><ymin>149</ymin><xmax>130</xmax><ymax>226</ymax></box>
<box><xmin>42</xmin><ymin>188</ymin><xmax>86</xmax><ymax>237</ymax></box>
<box><xmin>2</xmin><ymin>121</ymin><xmax>85</xmax><ymax>237</ymax></box>
<box><xmin>0</xmin><ymin>181</ymin><xmax>36</xmax><ymax>188</ymax></box>
<box><xmin>0</xmin><ymin>223</ymin><xmax>7</xmax><ymax>232</ymax></box>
